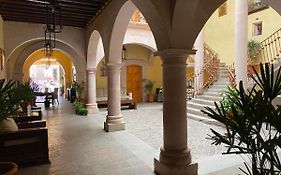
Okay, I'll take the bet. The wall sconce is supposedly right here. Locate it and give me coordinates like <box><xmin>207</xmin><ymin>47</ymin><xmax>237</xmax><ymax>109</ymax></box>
<box><xmin>122</xmin><ymin>46</ymin><xmax>127</xmax><ymax>61</ymax></box>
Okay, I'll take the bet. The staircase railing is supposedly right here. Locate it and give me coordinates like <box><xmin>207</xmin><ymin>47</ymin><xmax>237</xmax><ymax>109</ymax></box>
<box><xmin>192</xmin><ymin>43</ymin><xmax>220</xmax><ymax>95</ymax></box>
<box><xmin>253</xmin><ymin>28</ymin><xmax>281</xmax><ymax>64</ymax></box>
<box><xmin>229</xmin><ymin>28</ymin><xmax>281</xmax><ymax>86</ymax></box>
<box><xmin>228</xmin><ymin>63</ymin><xmax>236</xmax><ymax>88</ymax></box>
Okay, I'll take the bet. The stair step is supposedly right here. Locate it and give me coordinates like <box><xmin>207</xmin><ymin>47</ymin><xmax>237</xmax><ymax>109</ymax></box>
<box><xmin>197</xmin><ymin>95</ymin><xmax>222</xmax><ymax>101</ymax></box>
<box><xmin>204</xmin><ymin>91</ymin><xmax>221</xmax><ymax>96</ymax></box>
<box><xmin>210</xmin><ymin>84</ymin><xmax>228</xmax><ymax>88</ymax></box>
<box><xmin>187</xmin><ymin>113</ymin><xmax>224</xmax><ymax>126</ymax></box>
<box><xmin>191</xmin><ymin>98</ymin><xmax>217</xmax><ymax>106</ymax></box>
<box><xmin>187</xmin><ymin>101</ymin><xmax>215</xmax><ymax>110</ymax></box>
<box><xmin>207</xmin><ymin>88</ymin><xmax>224</xmax><ymax>93</ymax></box>
<box><xmin>187</xmin><ymin>107</ymin><xmax>204</xmax><ymax>116</ymax></box>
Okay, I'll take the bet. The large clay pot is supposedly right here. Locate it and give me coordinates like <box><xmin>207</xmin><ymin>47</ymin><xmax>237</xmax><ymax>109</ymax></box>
<box><xmin>0</xmin><ymin>118</ymin><xmax>18</xmax><ymax>133</ymax></box>
<box><xmin>147</xmin><ymin>94</ymin><xmax>155</xmax><ymax>102</ymax></box>
<box><xmin>0</xmin><ymin>162</ymin><xmax>18</xmax><ymax>175</ymax></box>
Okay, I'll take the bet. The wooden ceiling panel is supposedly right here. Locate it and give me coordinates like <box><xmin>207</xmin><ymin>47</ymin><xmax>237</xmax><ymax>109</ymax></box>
<box><xmin>0</xmin><ymin>0</ymin><xmax>111</xmax><ymax>28</ymax></box>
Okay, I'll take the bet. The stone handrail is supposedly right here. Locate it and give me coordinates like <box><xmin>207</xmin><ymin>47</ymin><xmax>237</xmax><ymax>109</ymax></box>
<box><xmin>192</xmin><ymin>43</ymin><xmax>220</xmax><ymax>95</ymax></box>
<box><xmin>252</xmin><ymin>28</ymin><xmax>281</xmax><ymax>64</ymax></box>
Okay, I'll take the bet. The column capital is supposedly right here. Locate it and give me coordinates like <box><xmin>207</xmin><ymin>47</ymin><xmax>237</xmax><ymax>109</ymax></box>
<box><xmin>87</xmin><ymin>68</ymin><xmax>97</xmax><ymax>74</ymax></box>
<box><xmin>155</xmin><ymin>49</ymin><xmax>196</xmax><ymax>59</ymax></box>
<box><xmin>106</xmin><ymin>63</ymin><xmax>123</xmax><ymax>71</ymax></box>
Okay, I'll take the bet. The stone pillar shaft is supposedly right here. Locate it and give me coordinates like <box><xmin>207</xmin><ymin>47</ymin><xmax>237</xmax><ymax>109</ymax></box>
<box><xmin>235</xmin><ymin>0</ymin><xmax>248</xmax><ymax>87</ymax></box>
<box><xmin>104</xmin><ymin>63</ymin><xmax>125</xmax><ymax>132</ymax></box>
<box><xmin>194</xmin><ymin>30</ymin><xmax>204</xmax><ymax>94</ymax></box>
<box><xmin>86</xmin><ymin>68</ymin><xmax>99</xmax><ymax>114</ymax></box>
<box><xmin>154</xmin><ymin>49</ymin><xmax>198</xmax><ymax>175</ymax></box>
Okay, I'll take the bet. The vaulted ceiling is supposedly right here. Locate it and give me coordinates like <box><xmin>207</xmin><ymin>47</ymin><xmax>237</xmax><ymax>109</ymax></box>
<box><xmin>0</xmin><ymin>0</ymin><xmax>112</xmax><ymax>28</ymax></box>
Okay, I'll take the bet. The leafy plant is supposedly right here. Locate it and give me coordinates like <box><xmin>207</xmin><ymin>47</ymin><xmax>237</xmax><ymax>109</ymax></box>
<box><xmin>219</xmin><ymin>86</ymin><xmax>240</xmax><ymax>113</ymax></box>
<box><xmin>144</xmin><ymin>80</ymin><xmax>155</xmax><ymax>94</ymax></box>
<box><xmin>248</xmin><ymin>40</ymin><xmax>261</xmax><ymax>61</ymax></box>
<box><xmin>72</xmin><ymin>81</ymin><xmax>83</xmax><ymax>100</ymax></box>
<box><xmin>73</xmin><ymin>100</ymin><xmax>88</xmax><ymax>116</ymax></box>
<box><xmin>14</xmin><ymin>83</ymin><xmax>36</xmax><ymax>102</ymax></box>
<box><xmin>202</xmin><ymin>63</ymin><xmax>281</xmax><ymax>174</ymax></box>
<box><xmin>0</xmin><ymin>79</ymin><xmax>22</xmax><ymax>123</ymax></box>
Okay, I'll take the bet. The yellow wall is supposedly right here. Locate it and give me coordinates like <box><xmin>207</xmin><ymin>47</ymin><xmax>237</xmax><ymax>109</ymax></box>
<box><xmin>146</xmin><ymin>56</ymin><xmax>162</xmax><ymax>90</ymax></box>
<box><xmin>22</xmin><ymin>50</ymin><xmax>73</xmax><ymax>88</ymax></box>
<box><xmin>248</xmin><ymin>7</ymin><xmax>281</xmax><ymax>42</ymax></box>
<box><xmin>204</xmin><ymin>1</ymin><xmax>235</xmax><ymax>65</ymax></box>
<box><xmin>96</xmin><ymin>58</ymin><xmax>107</xmax><ymax>89</ymax></box>
<box><xmin>126</xmin><ymin>44</ymin><xmax>150</xmax><ymax>61</ymax></box>
<box><xmin>96</xmin><ymin>45</ymin><xmax>163</xmax><ymax>93</ymax></box>
<box><xmin>204</xmin><ymin>1</ymin><xmax>281</xmax><ymax>65</ymax></box>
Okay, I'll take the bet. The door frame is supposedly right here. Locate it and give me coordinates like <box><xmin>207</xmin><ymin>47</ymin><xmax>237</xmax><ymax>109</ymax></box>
<box><xmin>121</xmin><ymin>59</ymin><xmax>148</xmax><ymax>102</ymax></box>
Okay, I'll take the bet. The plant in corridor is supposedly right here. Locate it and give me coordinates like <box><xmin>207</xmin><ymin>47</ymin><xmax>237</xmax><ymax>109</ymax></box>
<box><xmin>72</xmin><ymin>81</ymin><xmax>83</xmax><ymax>101</ymax></box>
<box><xmin>219</xmin><ymin>86</ymin><xmax>240</xmax><ymax>114</ymax></box>
<box><xmin>144</xmin><ymin>79</ymin><xmax>155</xmax><ymax>102</ymax></box>
<box><xmin>202</xmin><ymin>63</ymin><xmax>281</xmax><ymax>175</ymax></box>
<box><xmin>248</xmin><ymin>40</ymin><xmax>261</xmax><ymax>62</ymax></box>
<box><xmin>0</xmin><ymin>79</ymin><xmax>22</xmax><ymax>123</ymax></box>
<box><xmin>73</xmin><ymin>100</ymin><xmax>88</xmax><ymax>116</ymax></box>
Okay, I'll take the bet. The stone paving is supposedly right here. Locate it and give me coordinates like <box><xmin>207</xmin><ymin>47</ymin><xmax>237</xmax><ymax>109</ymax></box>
<box><xmin>99</xmin><ymin>103</ymin><xmax>225</xmax><ymax>160</ymax></box>
<box><xmin>17</xmin><ymin>99</ymin><xmax>240</xmax><ymax>175</ymax></box>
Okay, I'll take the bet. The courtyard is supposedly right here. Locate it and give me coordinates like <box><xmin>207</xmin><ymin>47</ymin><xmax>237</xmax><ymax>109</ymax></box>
<box><xmin>17</xmin><ymin>99</ymin><xmax>244</xmax><ymax>175</ymax></box>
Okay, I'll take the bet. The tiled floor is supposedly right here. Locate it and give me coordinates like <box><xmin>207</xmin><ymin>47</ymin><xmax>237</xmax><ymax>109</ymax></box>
<box><xmin>17</xmin><ymin>99</ymin><xmax>244</xmax><ymax>175</ymax></box>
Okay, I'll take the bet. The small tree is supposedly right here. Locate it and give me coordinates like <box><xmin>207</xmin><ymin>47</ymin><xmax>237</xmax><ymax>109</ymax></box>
<box><xmin>202</xmin><ymin>63</ymin><xmax>281</xmax><ymax>174</ymax></box>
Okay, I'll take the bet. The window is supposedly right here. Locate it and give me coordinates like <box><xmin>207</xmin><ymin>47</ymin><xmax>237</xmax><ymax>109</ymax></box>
<box><xmin>218</xmin><ymin>2</ymin><xmax>227</xmax><ymax>17</ymax></box>
<box><xmin>252</xmin><ymin>21</ymin><xmax>263</xmax><ymax>36</ymax></box>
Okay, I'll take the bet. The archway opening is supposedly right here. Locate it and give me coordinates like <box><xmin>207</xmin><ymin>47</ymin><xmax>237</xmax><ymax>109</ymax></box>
<box><xmin>22</xmin><ymin>49</ymin><xmax>75</xmax><ymax>97</ymax></box>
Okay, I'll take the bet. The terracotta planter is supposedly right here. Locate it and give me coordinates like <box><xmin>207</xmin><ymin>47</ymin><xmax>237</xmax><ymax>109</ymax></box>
<box><xmin>0</xmin><ymin>162</ymin><xmax>18</xmax><ymax>175</ymax></box>
<box><xmin>147</xmin><ymin>94</ymin><xmax>155</xmax><ymax>102</ymax></box>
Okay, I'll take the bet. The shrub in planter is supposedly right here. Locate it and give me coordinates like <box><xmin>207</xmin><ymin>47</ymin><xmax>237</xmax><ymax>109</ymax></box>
<box><xmin>202</xmin><ymin>63</ymin><xmax>281</xmax><ymax>175</ymax></box>
<box><xmin>73</xmin><ymin>100</ymin><xmax>88</xmax><ymax>116</ymax></box>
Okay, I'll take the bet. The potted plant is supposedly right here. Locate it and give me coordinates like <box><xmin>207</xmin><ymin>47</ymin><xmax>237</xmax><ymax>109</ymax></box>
<box><xmin>248</xmin><ymin>39</ymin><xmax>261</xmax><ymax>63</ymax></box>
<box><xmin>219</xmin><ymin>86</ymin><xmax>239</xmax><ymax>117</ymax></box>
<box><xmin>0</xmin><ymin>79</ymin><xmax>22</xmax><ymax>133</ymax></box>
<box><xmin>202</xmin><ymin>63</ymin><xmax>281</xmax><ymax>174</ymax></box>
<box><xmin>72</xmin><ymin>81</ymin><xmax>83</xmax><ymax>101</ymax></box>
<box><xmin>73</xmin><ymin>100</ymin><xmax>88</xmax><ymax>116</ymax></box>
<box><xmin>144</xmin><ymin>80</ymin><xmax>155</xmax><ymax>102</ymax></box>
<box><xmin>13</xmin><ymin>83</ymin><xmax>36</xmax><ymax>112</ymax></box>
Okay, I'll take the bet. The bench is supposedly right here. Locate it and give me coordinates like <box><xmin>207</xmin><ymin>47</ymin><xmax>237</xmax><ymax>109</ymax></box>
<box><xmin>0</xmin><ymin>126</ymin><xmax>50</xmax><ymax>167</ymax></box>
<box><xmin>97</xmin><ymin>98</ymin><xmax>137</xmax><ymax>109</ymax></box>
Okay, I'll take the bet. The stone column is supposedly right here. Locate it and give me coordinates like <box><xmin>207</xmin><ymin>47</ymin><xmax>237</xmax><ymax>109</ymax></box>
<box><xmin>235</xmin><ymin>0</ymin><xmax>248</xmax><ymax>88</ymax></box>
<box><xmin>154</xmin><ymin>49</ymin><xmax>198</xmax><ymax>175</ymax></box>
<box><xmin>194</xmin><ymin>30</ymin><xmax>204</xmax><ymax>95</ymax></box>
<box><xmin>104</xmin><ymin>63</ymin><xmax>125</xmax><ymax>132</ymax></box>
<box><xmin>86</xmin><ymin>68</ymin><xmax>99</xmax><ymax>114</ymax></box>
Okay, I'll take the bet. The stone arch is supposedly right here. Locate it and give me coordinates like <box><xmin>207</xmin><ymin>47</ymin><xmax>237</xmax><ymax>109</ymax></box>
<box><xmin>87</xmin><ymin>30</ymin><xmax>105</xmax><ymax>69</ymax></box>
<box><xmin>124</xmin><ymin>27</ymin><xmax>157</xmax><ymax>52</ymax></box>
<box><xmin>22</xmin><ymin>50</ymin><xmax>72</xmax><ymax>88</ymax></box>
<box><xmin>107</xmin><ymin>1</ymin><xmax>137</xmax><ymax>63</ymax></box>
<box><xmin>10</xmin><ymin>39</ymin><xmax>86</xmax><ymax>83</ymax></box>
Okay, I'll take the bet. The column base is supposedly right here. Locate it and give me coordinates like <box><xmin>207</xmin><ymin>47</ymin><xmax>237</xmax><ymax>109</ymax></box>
<box><xmin>104</xmin><ymin>122</ymin><xmax>125</xmax><ymax>132</ymax></box>
<box><xmin>154</xmin><ymin>158</ymin><xmax>198</xmax><ymax>175</ymax></box>
<box><xmin>104</xmin><ymin>115</ymin><xmax>125</xmax><ymax>132</ymax></box>
<box><xmin>86</xmin><ymin>103</ymin><xmax>99</xmax><ymax>114</ymax></box>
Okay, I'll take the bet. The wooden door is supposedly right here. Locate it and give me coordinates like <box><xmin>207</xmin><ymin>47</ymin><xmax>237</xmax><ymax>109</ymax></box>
<box><xmin>126</xmin><ymin>65</ymin><xmax>142</xmax><ymax>102</ymax></box>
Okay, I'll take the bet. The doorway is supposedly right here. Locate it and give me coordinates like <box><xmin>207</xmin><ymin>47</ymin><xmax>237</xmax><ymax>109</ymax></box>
<box><xmin>126</xmin><ymin>65</ymin><xmax>142</xmax><ymax>102</ymax></box>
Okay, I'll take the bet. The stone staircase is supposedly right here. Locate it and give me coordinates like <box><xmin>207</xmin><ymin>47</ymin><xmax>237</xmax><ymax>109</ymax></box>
<box><xmin>187</xmin><ymin>63</ymin><xmax>229</xmax><ymax>125</ymax></box>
